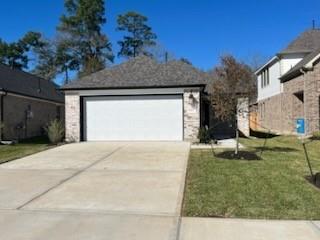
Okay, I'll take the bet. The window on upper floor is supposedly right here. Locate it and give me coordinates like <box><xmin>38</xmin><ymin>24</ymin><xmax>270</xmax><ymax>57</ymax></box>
<box><xmin>260</xmin><ymin>68</ymin><xmax>270</xmax><ymax>88</ymax></box>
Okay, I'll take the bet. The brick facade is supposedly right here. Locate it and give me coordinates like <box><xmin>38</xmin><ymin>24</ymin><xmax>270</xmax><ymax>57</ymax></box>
<box><xmin>257</xmin><ymin>62</ymin><xmax>320</xmax><ymax>135</ymax></box>
<box><xmin>1</xmin><ymin>94</ymin><xmax>64</xmax><ymax>140</ymax></box>
<box><xmin>65</xmin><ymin>89</ymin><xmax>201</xmax><ymax>142</ymax></box>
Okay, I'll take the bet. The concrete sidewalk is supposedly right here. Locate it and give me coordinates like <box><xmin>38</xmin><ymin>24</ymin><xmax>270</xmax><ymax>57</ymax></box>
<box><xmin>179</xmin><ymin>217</ymin><xmax>320</xmax><ymax>240</ymax></box>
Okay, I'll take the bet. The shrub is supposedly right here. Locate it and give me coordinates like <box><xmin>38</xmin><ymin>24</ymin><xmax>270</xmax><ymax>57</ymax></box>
<box><xmin>198</xmin><ymin>127</ymin><xmax>212</xmax><ymax>144</ymax></box>
<box><xmin>45</xmin><ymin>119</ymin><xmax>64</xmax><ymax>144</ymax></box>
<box><xmin>312</xmin><ymin>131</ymin><xmax>320</xmax><ymax>140</ymax></box>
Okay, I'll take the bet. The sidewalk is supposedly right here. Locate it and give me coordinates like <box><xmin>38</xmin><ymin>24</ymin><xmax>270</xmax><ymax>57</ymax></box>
<box><xmin>178</xmin><ymin>217</ymin><xmax>320</xmax><ymax>240</ymax></box>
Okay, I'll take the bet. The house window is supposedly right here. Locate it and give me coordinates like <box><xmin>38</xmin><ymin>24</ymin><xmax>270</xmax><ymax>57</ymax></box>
<box><xmin>261</xmin><ymin>68</ymin><xmax>270</xmax><ymax>88</ymax></box>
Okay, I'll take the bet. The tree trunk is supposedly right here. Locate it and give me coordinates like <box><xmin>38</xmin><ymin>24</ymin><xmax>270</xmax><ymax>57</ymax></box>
<box><xmin>235</xmin><ymin>128</ymin><xmax>239</xmax><ymax>155</ymax></box>
<box><xmin>64</xmin><ymin>67</ymin><xmax>69</xmax><ymax>85</ymax></box>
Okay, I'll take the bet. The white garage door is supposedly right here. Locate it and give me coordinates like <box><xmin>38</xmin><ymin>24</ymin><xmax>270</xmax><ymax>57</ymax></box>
<box><xmin>83</xmin><ymin>95</ymin><xmax>183</xmax><ymax>141</ymax></box>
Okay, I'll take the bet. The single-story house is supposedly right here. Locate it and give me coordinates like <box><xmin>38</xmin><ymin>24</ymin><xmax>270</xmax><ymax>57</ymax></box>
<box><xmin>0</xmin><ymin>63</ymin><xmax>64</xmax><ymax>140</ymax></box>
<box><xmin>61</xmin><ymin>56</ymin><xmax>212</xmax><ymax>142</ymax></box>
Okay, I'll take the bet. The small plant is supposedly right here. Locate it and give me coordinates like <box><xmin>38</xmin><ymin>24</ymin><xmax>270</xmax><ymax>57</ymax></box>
<box><xmin>311</xmin><ymin>131</ymin><xmax>320</xmax><ymax>140</ymax></box>
<box><xmin>45</xmin><ymin>119</ymin><xmax>64</xmax><ymax>144</ymax></box>
<box><xmin>198</xmin><ymin>127</ymin><xmax>211</xmax><ymax>144</ymax></box>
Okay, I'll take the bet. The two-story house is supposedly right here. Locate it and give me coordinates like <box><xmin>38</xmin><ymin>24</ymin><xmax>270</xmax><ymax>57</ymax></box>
<box><xmin>254</xmin><ymin>29</ymin><xmax>320</xmax><ymax>135</ymax></box>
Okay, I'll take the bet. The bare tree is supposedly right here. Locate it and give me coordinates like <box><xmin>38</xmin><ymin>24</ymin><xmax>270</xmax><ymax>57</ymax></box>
<box><xmin>143</xmin><ymin>42</ymin><xmax>175</xmax><ymax>63</ymax></box>
<box><xmin>209</xmin><ymin>55</ymin><xmax>256</xmax><ymax>154</ymax></box>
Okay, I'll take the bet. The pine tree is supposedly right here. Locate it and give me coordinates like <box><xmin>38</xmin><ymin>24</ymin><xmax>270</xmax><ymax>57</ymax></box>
<box><xmin>57</xmin><ymin>0</ymin><xmax>113</xmax><ymax>76</ymax></box>
<box><xmin>117</xmin><ymin>11</ymin><xmax>157</xmax><ymax>58</ymax></box>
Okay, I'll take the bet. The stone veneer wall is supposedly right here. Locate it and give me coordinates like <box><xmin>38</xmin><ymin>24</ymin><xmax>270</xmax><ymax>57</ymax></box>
<box><xmin>65</xmin><ymin>92</ymin><xmax>80</xmax><ymax>142</ymax></box>
<box><xmin>183</xmin><ymin>89</ymin><xmax>200</xmax><ymax>142</ymax></box>
<box><xmin>237</xmin><ymin>98</ymin><xmax>250</xmax><ymax>137</ymax></box>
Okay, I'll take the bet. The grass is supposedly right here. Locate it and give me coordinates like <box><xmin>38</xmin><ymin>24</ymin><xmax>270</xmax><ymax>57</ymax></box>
<box><xmin>0</xmin><ymin>136</ymin><xmax>51</xmax><ymax>164</ymax></box>
<box><xmin>182</xmin><ymin>136</ymin><xmax>320</xmax><ymax>220</ymax></box>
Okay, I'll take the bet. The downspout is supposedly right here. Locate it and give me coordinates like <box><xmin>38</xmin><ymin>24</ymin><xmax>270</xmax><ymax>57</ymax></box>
<box><xmin>277</xmin><ymin>55</ymin><xmax>284</xmax><ymax>133</ymax></box>
<box><xmin>300</xmin><ymin>68</ymin><xmax>308</xmax><ymax>136</ymax></box>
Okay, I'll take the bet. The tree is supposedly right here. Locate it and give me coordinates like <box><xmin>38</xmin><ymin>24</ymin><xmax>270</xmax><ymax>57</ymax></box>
<box><xmin>142</xmin><ymin>42</ymin><xmax>175</xmax><ymax>63</ymax></box>
<box><xmin>117</xmin><ymin>11</ymin><xmax>157</xmax><ymax>58</ymax></box>
<box><xmin>180</xmin><ymin>58</ymin><xmax>192</xmax><ymax>65</ymax></box>
<box><xmin>57</xmin><ymin>0</ymin><xmax>113</xmax><ymax>77</ymax></box>
<box><xmin>210</xmin><ymin>55</ymin><xmax>256</xmax><ymax>121</ymax></box>
<box><xmin>32</xmin><ymin>35</ymin><xmax>80</xmax><ymax>83</ymax></box>
<box><xmin>210</xmin><ymin>55</ymin><xmax>256</xmax><ymax>154</ymax></box>
<box><xmin>245</xmin><ymin>53</ymin><xmax>270</xmax><ymax>71</ymax></box>
<box><xmin>0</xmin><ymin>31</ymin><xmax>45</xmax><ymax>70</ymax></box>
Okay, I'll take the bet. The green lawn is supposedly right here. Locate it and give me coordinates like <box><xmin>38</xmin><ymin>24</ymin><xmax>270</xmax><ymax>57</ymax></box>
<box><xmin>182</xmin><ymin>136</ymin><xmax>320</xmax><ymax>220</ymax></box>
<box><xmin>0</xmin><ymin>137</ymin><xmax>51</xmax><ymax>164</ymax></box>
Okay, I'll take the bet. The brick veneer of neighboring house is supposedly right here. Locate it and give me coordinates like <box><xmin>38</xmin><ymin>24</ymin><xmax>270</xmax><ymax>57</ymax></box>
<box><xmin>0</xmin><ymin>64</ymin><xmax>65</xmax><ymax>140</ymax></box>
<box><xmin>257</xmin><ymin>61</ymin><xmax>320</xmax><ymax>135</ymax></box>
<box><xmin>2</xmin><ymin>95</ymin><xmax>64</xmax><ymax>140</ymax></box>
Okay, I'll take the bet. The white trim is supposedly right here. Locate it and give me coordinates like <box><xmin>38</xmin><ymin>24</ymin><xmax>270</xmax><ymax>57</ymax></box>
<box><xmin>255</xmin><ymin>56</ymin><xmax>279</xmax><ymax>75</ymax></box>
<box><xmin>305</xmin><ymin>53</ymin><xmax>320</xmax><ymax>69</ymax></box>
<box><xmin>6</xmin><ymin>92</ymin><xmax>64</xmax><ymax>106</ymax></box>
<box><xmin>74</xmin><ymin>87</ymin><xmax>200</xmax><ymax>96</ymax></box>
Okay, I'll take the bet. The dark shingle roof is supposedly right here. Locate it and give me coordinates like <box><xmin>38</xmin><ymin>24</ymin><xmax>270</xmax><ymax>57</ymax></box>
<box><xmin>0</xmin><ymin>64</ymin><xmax>64</xmax><ymax>103</ymax></box>
<box><xmin>277</xmin><ymin>29</ymin><xmax>320</xmax><ymax>81</ymax></box>
<box><xmin>62</xmin><ymin>56</ymin><xmax>208</xmax><ymax>90</ymax></box>
<box><xmin>280</xmin><ymin>29</ymin><xmax>320</xmax><ymax>54</ymax></box>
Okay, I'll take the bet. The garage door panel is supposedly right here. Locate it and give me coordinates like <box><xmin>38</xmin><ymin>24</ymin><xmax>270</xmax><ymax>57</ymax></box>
<box><xmin>84</xmin><ymin>95</ymin><xmax>183</xmax><ymax>141</ymax></box>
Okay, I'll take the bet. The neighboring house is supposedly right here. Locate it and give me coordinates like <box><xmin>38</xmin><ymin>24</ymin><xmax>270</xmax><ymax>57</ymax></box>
<box><xmin>254</xmin><ymin>29</ymin><xmax>320</xmax><ymax>135</ymax></box>
<box><xmin>62</xmin><ymin>56</ymin><xmax>210</xmax><ymax>142</ymax></box>
<box><xmin>0</xmin><ymin>64</ymin><xmax>64</xmax><ymax>140</ymax></box>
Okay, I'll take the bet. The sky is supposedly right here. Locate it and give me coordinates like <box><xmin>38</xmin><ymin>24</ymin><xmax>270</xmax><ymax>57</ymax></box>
<box><xmin>0</xmin><ymin>0</ymin><xmax>320</xmax><ymax>77</ymax></box>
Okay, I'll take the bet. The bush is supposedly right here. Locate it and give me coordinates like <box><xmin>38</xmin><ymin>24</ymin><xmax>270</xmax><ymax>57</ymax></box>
<box><xmin>312</xmin><ymin>131</ymin><xmax>320</xmax><ymax>140</ymax></box>
<box><xmin>45</xmin><ymin>119</ymin><xmax>64</xmax><ymax>144</ymax></box>
<box><xmin>198</xmin><ymin>127</ymin><xmax>212</xmax><ymax>144</ymax></box>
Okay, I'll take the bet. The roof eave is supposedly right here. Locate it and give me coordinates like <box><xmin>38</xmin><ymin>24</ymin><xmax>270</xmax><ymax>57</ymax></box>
<box><xmin>61</xmin><ymin>84</ymin><xmax>207</xmax><ymax>91</ymax></box>
<box><xmin>280</xmin><ymin>52</ymin><xmax>320</xmax><ymax>82</ymax></box>
<box><xmin>255</xmin><ymin>56</ymin><xmax>279</xmax><ymax>75</ymax></box>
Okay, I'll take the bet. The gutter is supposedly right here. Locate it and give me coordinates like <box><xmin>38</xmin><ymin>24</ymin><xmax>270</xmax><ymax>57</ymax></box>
<box><xmin>61</xmin><ymin>84</ymin><xmax>207</xmax><ymax>91</ymax></box>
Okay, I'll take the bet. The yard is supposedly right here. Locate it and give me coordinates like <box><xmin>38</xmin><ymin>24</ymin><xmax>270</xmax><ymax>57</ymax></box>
<box><xmin>0</xmin><ymin>137</ymin><xmax>51</xmax><ymax>164</ymax></box>
<box><xmin>182</xmin><ymin>136</ymin><xmax>320</xmax><ymax>220</ymax></box>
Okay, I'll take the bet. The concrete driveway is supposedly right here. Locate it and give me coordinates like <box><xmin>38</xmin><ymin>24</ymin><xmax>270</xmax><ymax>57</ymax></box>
<box><xmin>0</xmin><ymin>142</ymin><xmax>190</xmax><ymax>240</ymax></box>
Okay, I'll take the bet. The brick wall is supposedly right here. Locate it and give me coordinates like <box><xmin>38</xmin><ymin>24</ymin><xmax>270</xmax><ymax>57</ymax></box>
<box><xmin>256</xmin><ymin>62</ymin><xmax>320</xmax><ymax>135</ymax></box>
<box><xmin>257</xmin><ymin>94</ymin><xmax>283</xmax><ymax>133</ymax></box>
<box><xmin>304</xmin><ymin>63</ymin><xmax>320</xmax><ymax>134</ymax></box>
<box><xmin>2</xmin><ymin>94</ymin><xmax>63</xmax><ymax>140</ymax></box>
<box><xmin>183</xmin><ymin>89</ymin><xmax>200</xmax><ymax>142</ymax></box>
<box><xmin>65</xmin><ymin>92</ymin><xmax>80</xmax><ymax>142</ymax></box>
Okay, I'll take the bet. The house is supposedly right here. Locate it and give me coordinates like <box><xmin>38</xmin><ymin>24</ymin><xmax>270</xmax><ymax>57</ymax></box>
<box><xmin>254</xmin><ymin>29</ymin><xmax>320</xmax><ymax>135</ymax></box>
<box><xmin>0</xmin><ymin>64</ymin><xmax>64</xmax><ymax>140</ymax></box>
<box><xmin>61</xmin><ymin>56</ymin><xmax>210</xmax><ymax>142</ymax></box>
